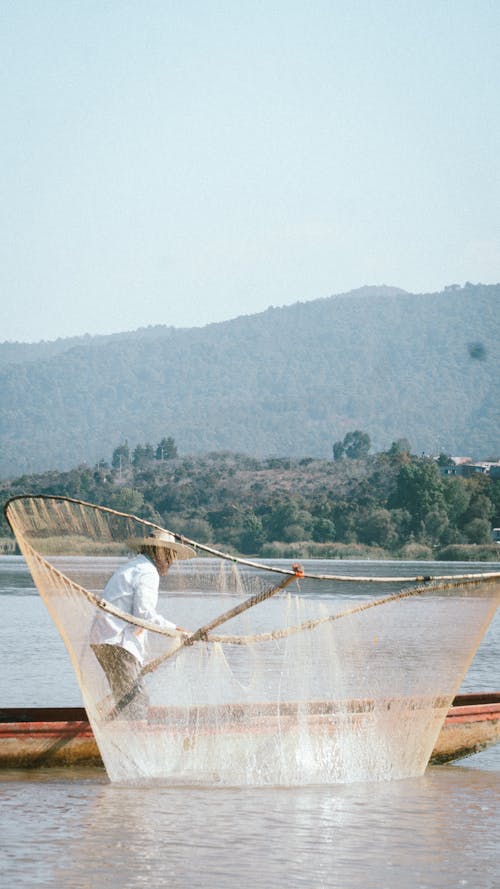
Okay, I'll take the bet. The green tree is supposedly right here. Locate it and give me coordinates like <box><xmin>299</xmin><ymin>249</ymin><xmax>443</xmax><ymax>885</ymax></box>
<box><xmin>388</xmin><ymin>438</ymin><xmax>412</xmax><ymax>457</ymax></box>
<box><xmin>390</xmin><ymin>460</ymin><xmax>445</xmax><ymax>535</ymax></box>
<box><xmin>442</xmin><ymin>477</ymin><xmax>470</xmax><ymax>525</ymax></box>
<box><xmin>463</xmin><ymin>517</ymin><xmax>492</xmax><ymax>544</ymax></box>
<box><xmin>156</xmin><ymin>437</ymin><xmax>178</xmax><ymax>460</ymax></box>
<box><xmin>111</xmin><ymin>441</ymin><xmax>130</xmax><ymax>470</ymax></box>
<box><xmin>109</xmin><ymin>487</ymin><xmax>145</xmax><ymax>515</ymax></box>
<box><xmin>461</xmin><ymin>491</ymin><xmax>494</xmax><ymax>523</ymax></box>
<box><xmin>343</xmin><ymin>430</ymin><xmax>371</xmax><ymax>460</ymax></box>
<box><xmin>331</xmin><ymin>500</ymin><xmax>359</xmax><ymax>543</ymax></box>
<box><xmin>177</xmin><ymin>517</ymin><xmax>213</xmax><ymax>543</ymax></box>
<box><xmin>423</xmin><ymin>509</ymin><xmax>449</xmax><ymax>544</ymax></box>
<box><xmin>437</xmin><ymin>452</ymin><xmax>453</xmax><ymax>467</ymax></box>
<box><xmin>332</xmin><ymin>440</ymin><xmax>344</xmax><ymax>461</ymax></box>
<box><xmin>264</xmin><ymin>497</ymin><xmax>313</xmax><ymax>542</ymax></box>
<box><xmin>357</xmin><ymin>509</ymin><xmax>397</xmax><ymax>548</ymax></box>
<box><xmin>489</xmin><ymin>478</ymin><xmax>500</xmax><ymax>527</ymax></box>
<box><xmin>132</xmin><ymin>443</ymin><xmax>154</xmax><ymax>468</ymax></box>
<box><xmin>333</xmin><ymin>430</ymin><xmax>371</xmax><ymax>461</ymax></box>
<box><xmin>239</xmin><ymin>512</ymin><xmax>265</xmax><ymax>554</ymax></box>
<box><xmin>312</xmin><ymin>517</ymin><xmax>336</xmax><ymax>543</ymax></box>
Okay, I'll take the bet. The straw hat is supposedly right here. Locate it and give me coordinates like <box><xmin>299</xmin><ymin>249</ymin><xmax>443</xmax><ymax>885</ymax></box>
<box><xmin>127</xmin><ymin>529</ymin><xmax>195</xmax><ymax>560</ymax></box>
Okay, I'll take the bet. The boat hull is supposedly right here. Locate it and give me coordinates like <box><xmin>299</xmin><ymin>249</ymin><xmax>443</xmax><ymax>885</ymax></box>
<box><xmin>1</xmin><ymin>694</ymin><xmax>499</xmax><ymax>770</ymax></box>
<box><xmin>429</xmin><ymin>693</ymin><xmax>500</xmax><ymax>764</ymax></box>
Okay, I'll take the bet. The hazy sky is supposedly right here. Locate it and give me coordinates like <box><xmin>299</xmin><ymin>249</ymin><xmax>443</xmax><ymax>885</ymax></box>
<box><xmin>2</xmin><ymin>1</ymin><xmax>499</xmax><ymax>342</ymax></box>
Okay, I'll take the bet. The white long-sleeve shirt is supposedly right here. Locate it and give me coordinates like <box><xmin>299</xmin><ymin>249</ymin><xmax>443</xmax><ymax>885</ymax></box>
<box><xmin>90</xmin><ymin>554</ymin><xmax>176</xmax><ymax>662</ymax></box>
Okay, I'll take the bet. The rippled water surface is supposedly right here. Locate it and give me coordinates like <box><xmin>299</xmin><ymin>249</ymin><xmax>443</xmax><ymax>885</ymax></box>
<box><xmin>1</xmin><ymin>557</ymin><xmax>500</xmax><ymax>888</ymax></box>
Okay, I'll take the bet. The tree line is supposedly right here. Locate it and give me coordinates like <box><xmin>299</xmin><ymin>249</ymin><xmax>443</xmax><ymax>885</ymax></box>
<box><xmin>1</xmin><ymin>433</ymin><xmax>499</xmax><ymax>560</ymax></box>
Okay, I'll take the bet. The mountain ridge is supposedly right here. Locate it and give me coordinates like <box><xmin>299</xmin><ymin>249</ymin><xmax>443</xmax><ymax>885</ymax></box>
<box><xmin>0</xmin><ymin>283</ymin><xmax>498</xmax><ymax>477</ymax></box>
<box><xmin>0</xmin><ymin>285</ymin><xmax>408</xmax><ymax>361</ymax></box>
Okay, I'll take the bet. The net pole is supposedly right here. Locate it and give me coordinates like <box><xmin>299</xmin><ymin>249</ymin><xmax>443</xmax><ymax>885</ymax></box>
<box><xmin>210</xmin><ymin>574</ymin><xmax>500</xmax><ymax>643</ymax></box>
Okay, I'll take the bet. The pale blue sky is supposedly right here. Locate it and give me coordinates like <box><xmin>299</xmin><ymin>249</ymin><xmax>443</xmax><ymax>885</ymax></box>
<box><xmin>1</xmin><ymin>1</ymin><xmax>499</xmax><ymax>342</ymax></box>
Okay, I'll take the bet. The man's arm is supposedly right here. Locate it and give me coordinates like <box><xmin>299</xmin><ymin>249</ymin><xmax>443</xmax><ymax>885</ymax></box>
<box><xmin>133</xmin><ymin>562</ymin><xmax>183</xmax><ymax>633</ymax></box>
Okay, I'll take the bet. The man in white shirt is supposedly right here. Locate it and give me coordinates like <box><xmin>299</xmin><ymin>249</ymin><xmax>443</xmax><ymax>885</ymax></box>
<box><xmin>90</xmin><ymin>528</ymin><xmax>195</xmax><ymax>717</ymax></box>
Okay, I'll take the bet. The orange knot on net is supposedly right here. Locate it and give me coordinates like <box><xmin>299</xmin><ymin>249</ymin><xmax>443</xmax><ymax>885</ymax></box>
<box><xmin>292</xmin><ymin>562</ymin><xmax>305</xmax><ymax>578</ymax></box>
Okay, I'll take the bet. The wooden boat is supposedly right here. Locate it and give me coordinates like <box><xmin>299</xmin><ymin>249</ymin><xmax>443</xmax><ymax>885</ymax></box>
<box><xmin>0</xmin><ymin>707</ymin><xmax>101</xmax><ymax>768</ymax></box>
<box><xmin>430</xmin><ymin>692</ymin><xmax>500</xmax><ymax>764</ymax></box>
<box><xmin>1</xmin><ymin>693</ymin><xmax>499</xmax><ymax>770</ymax></box>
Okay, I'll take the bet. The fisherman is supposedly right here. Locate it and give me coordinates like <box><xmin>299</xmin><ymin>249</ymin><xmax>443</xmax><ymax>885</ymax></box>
<box><xmin>90</xmin><ymin>528</ymin><xmax>195</xmax><ymax>717</ymax></box>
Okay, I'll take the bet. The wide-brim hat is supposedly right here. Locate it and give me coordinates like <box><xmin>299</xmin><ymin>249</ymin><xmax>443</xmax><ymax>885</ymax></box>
<box><xmin>127</xmin><ymin>529</ymin><xmax>195</xmax><ymax>560</ymax></box>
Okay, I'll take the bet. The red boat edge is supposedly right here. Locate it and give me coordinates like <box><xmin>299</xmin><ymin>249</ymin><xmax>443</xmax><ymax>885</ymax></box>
<box><xmin>1</xmin><ymin>694</ymin><xmax>500</xmax><ymax>770</ymax></box>
<box><xmin>0</xmin><ymin>707</ymin><xmax>101</xmax><ymax>769</ymax></box>
<box><xmin>430</xmin><ymin>692</ymin><xmax>500</xmax><ymax>765</ymax></box>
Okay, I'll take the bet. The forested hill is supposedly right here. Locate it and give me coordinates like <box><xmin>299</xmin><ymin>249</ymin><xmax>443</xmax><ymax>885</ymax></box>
<box><xmin>0</xmin><ymin>325</ymin><xmax>177</xmax><ymax>367</ymax></box>
<box><xmin>0</xmin><ymin>283</ymin><xmax>498</xmax><ymax>478</ymax></box>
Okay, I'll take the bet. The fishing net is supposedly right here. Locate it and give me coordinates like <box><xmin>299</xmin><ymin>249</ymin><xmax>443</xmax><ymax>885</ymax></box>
<box><xmin>5</xmin><ymin>495</ymin><xmax>500</xmax><ymax>785</ymax></box>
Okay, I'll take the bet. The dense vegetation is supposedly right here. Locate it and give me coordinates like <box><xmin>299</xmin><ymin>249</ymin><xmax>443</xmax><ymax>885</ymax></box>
<box><xmin>2</xmin><ymin>436</ymin><xmax>499</xmax><ymax>560</ymax></box>
<box><xmin>0</xmin><ymin>283</ymin><xmax>498</xmax><ymax>478</ymax></box>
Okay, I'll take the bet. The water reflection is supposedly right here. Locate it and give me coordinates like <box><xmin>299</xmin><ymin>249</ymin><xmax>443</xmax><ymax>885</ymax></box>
<box><xmin>1</xmin><ymin>768</ymin><xmax>500</xmax><ymax>888</ymax></box>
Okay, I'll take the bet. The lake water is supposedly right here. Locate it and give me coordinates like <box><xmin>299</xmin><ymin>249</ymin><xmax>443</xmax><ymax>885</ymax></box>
<box><xmin>1</xmin><ymin>556</ymin><xmax>500</xmax><ymax>888</ymax></box>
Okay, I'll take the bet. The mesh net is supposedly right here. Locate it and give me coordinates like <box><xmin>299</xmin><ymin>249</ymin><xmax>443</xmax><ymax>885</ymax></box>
<box><xmin>5</xmin><ymin>494</ymin><xmax>500</xmax><ymax>785</ymax></box>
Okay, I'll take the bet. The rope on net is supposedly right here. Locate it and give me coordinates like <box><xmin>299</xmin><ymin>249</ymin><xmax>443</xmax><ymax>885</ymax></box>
<box><xmin>210</xmin><ymin>573</ymin><xmax>500</xmax><ymax>644</ymax></box>
<box><xmin>22</xmin><ymin>535</ymin><xmax>500</xmax><ymax>653</ymax></box>
<box><xmin>7</xmin><ymin>493</ymin><xmax>500</xmax><ymax>584</ymax></box>
<box><xmin>172</xmin><ymin>536</ymin><xmax>500</xmax><ymax>584</ymax></box>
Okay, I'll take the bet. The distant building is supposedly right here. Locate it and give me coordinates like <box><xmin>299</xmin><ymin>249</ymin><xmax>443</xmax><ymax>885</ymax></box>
<box><xmin>438</xmin><ymin>457</ymin><xmax>500</xmax><ymax>478</ymax></box>
<box><xmin>438</xmin><ymin>456</ymin><xmax>470</xmax><ymax>476</ymax></box>
<box><xmin>460</xmin><ymin>463</ymin><xmax>489</xmax><ymax>478</ymax></box>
